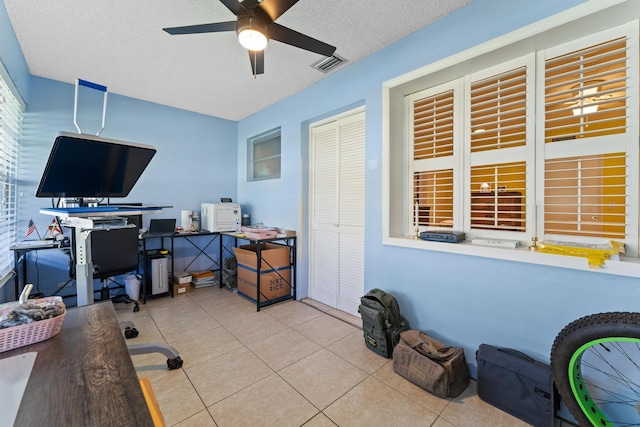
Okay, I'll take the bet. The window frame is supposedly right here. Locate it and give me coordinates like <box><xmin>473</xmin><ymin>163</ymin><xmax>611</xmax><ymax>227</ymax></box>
<box><xmin>383</xmin><ymin>0</ymin><xmax>640</xmax><ymax>277</ymax></box>
<box><xmin>248</xmin><ymin>127</ymin><xmax>281</xmax><ymax>181</ymax></box>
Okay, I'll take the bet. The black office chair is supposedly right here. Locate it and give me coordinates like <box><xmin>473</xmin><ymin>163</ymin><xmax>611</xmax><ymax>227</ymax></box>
<box><xmin>90</xmin><ymin>226</ymin><xmax>141</xmax><ymax>312</ymax></box>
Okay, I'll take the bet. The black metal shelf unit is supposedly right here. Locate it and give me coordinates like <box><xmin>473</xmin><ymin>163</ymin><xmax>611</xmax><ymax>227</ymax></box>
<box><xmin>220</xmin><ymin>233</ymin><xmax>297</xmax><ymax>311</ymax></box>
<box><xmin>140</xmin><ymin>231</ymin><xmax>222</xmax><ymax>303</ymax></box>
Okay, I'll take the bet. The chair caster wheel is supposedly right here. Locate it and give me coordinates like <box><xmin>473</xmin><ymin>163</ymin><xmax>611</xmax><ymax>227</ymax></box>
<box><xmin>133</xmin><ymin>304</ymin><xmax>140</xmax><ymax>312</ymax></box>
<box><xmin>167</xmin><ymin>356</ymin><xmax>183</xmax><ymax>370</ymax></box>
<box><xmin>124</xmin><ymin>326</ymin><xmax>139</xmax><ymax>339</ymax></box>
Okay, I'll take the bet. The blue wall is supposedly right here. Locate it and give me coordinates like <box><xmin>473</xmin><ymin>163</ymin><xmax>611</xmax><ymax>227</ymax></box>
<box><xmin>20</xmin><ymin>77</ymin><xmax>238</xmax><ymax>222</ymax></box>
<box><xmin>0</xmin><ymin>0</ymin><xmax>28</xmax><ymax>102</ymax></box>
<box><xmin>4</xmin><ymin>0</ymin><xmax>640</xmax><ymax>376</ymax></box>
<box><xmin>11</xmin><ymin>76</ymin><xmax>238</xmax><ymax>303</ymax></box>
<box><xmin>236</xmin><ymin>0</ymin><xmax>640</xmax><ymax>374</ymax></box>
<box><xmin>1</xmin><ymin>2</ymin><xmax>238</xmax><ymax>301</ymax></box>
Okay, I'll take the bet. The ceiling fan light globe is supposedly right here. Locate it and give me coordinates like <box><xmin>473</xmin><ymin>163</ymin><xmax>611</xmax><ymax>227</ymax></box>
<box><xmin>238</xmin><ymin>29</ymin><xmax>268</xmax><ymax>51</ymax></box>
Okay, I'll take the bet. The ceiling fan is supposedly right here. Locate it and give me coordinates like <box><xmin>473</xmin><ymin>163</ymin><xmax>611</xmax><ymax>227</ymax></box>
<box><xmin>163</xmin><ymin>0</ymin><xmax>337</xmax><ymax>76</ymax></box>
<box><xmin>563</xmin><ymin>80</ymin><xmax>615</xmax><ymax>116</ymax></box>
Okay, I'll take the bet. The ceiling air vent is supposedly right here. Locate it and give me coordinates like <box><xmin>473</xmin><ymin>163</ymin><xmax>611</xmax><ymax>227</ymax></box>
<box><xmin>312</xmin><ymin>54</ymin><xmax>347</xmax><ymax>73</ymax></box>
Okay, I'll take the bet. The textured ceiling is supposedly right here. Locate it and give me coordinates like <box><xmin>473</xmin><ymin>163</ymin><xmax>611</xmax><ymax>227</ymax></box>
<box><xmin>3</xmin><ymin>0</ymin><xmax>472</xmax><ymax>121</ymax></box>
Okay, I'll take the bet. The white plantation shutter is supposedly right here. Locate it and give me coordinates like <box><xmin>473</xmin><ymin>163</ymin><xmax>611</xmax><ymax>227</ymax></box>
<box><xmin>543</xmin><ymin>23</ymin><xmax>638</xmax><ymax>253</ymax></box>
<box><xmin>469</xmin><ymin>61</ymin><xmax>530</xmax><ymax>233</ymax></box>
<box><xmin>392</xmin><ymin>6</ymin><xmax>640</xmax><ymax>267</ymax></box>
<box><xmin>544</xmin><ymin>153</ymin><xmax>626</xmax><ymax>239</ymax></box>
<box><xmin>414</xmin><ymin>170</ymin><xmax>453</xmax><ymax>226</ymax></box>
<box><xmin>545</xmin><ymin>37</ymin><xmax>628</xmax><ymax>141</ymax></box>
<box><xmin>410</xmin><ymin>82</ymin><xmax>461</xmax><ymax>228</ymax></box>
<box><xmin>413</xmin><ymin>90</ymin><xmax>455</xmax><ymax>159</ymax></box>
<box><xmin>0</xmin><ymin>75</ymin><xmax>22</xmax><ymax>284</ymax></box>
<box><xmin>470</xmin><ymin>162</ymin><xmax>527</xmax><ymax>232</ymax></box>
<box><xmin>470</xmin><ymin>66</ymin><xmax>527</xmax><ymax>152</ymax></box>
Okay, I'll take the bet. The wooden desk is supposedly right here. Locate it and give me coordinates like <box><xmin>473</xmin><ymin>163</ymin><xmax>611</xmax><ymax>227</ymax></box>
<box><xmin>1</xmin><ymin>301</ymin><xmax>154</xmax><ymax>426</ymax></box>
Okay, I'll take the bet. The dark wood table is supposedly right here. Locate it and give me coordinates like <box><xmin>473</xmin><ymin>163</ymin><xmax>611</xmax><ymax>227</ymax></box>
<box><xmin>1</xmin><ymin>301</ymin><xmax>154</xmax><ymax>426</ymax></box>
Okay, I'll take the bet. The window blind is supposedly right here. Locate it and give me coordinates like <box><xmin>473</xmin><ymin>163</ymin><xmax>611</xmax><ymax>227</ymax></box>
<box><xmin>544</xmin><ymin>153</ymin><xmax>626</xmax><ymax>239</ymax></box>
<box><xmin>411</xmin><ymin>85</ymin><xmax>458</xmax><ymax>229</ymax></box>
<box><xmin>470</xmin><ymin>162</ymin><xmax>526</xmax><ymax>232</ymax></box>
<box><xmin>470</xmin><ymin>66</ymin><xmax>527</xmax><ymax>152</ymax></box>
<box><xmin>402</xmin><ymin>20</ymin><xmax>637</xmax><ymax>252</ymax></box>
<box><xmin>414</xmin><ymin>169</ymin><xmax>454</xmax><ymax>227</ymax></box>
<box><xmin>413</xmin><ymin>90</ymin><xmax>454</xmax><ymax>160</ymax></box>
<box><xmin>545</xmin><ymin>36</ymin><xmax>628</xmax><ymax>142</ymax></box>
<box><xmin>469</xmin><ymin>64</ymin><xmax>529</xmax><ymax>233</ymax></box>
<box><xmin>544</xmin><ymin>29</ymin><xmax>631</xmax><ymax>242</ymax></box>
<box><xmin>0</xmin><ymin>75</ymin><xmax>22</xmax><ymax>284</ymax></box>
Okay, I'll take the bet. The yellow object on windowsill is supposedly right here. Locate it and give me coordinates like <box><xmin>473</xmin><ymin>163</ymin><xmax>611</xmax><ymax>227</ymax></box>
<box><xmin>538</xmin><ymin>239</ymin><xmax>625</xmax><ymax>268</ymax></box>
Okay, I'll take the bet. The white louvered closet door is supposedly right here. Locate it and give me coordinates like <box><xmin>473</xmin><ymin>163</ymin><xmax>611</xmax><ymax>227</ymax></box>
<box><xmin>310</xmin><ymin>110</ymin><xmax>365</xmax><ymax>316</ymax></box>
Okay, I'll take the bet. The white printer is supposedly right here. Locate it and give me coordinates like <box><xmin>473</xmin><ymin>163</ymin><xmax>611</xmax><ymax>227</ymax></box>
<box><xmin>201</xmin><ymin>203</ymin><xmax>241</xmax><ymax>232</ymax></box>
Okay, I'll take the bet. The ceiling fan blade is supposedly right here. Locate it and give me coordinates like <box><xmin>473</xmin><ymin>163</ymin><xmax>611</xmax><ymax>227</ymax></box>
<box><xmin>249</xmin><ymin>50</ymin><xmax>265</xmax><ymax>75</ymax></box>
<box><xmin>163</xmin><ymin>21</ymin><xmax>237</xmax><ymax>35</ymax></box>
<box><xmin>258</xmin><ymin>0</ymin><xmax>300</xmax><ymax>22</ymax></box>
<box><xmin>269</xmin><ymin>23</ymin><xmax>336</xmax><ymax>57</ymax></box>
<box><xmin>220</xmin><ymin>0</ymin><xmax>245</xmax><ymax>16</ymax></box>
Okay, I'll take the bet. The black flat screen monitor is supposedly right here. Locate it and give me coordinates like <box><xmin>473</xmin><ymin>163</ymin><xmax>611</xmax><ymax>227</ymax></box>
<box><xmin>36</xmin><ymin>132</ymin><xmax>156</xmax><ymax>198</ymax></box>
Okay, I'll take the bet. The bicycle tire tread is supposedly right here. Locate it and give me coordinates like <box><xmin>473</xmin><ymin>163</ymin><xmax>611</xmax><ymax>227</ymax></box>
<box><xmin>550</xmin><ymin>312</ymin><xmax>640</xmax><ymax>427</ymax></box>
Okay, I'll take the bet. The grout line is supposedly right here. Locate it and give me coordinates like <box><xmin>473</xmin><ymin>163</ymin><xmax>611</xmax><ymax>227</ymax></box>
<box><xmin>141</xmin><ymin>289</ymin><xmax>490</xmax><ymax>427</ymax></box>
<box><xmin>300</xmin><ymin>298</ymin><xmax>361</xmax><ymax>328</ymax></box>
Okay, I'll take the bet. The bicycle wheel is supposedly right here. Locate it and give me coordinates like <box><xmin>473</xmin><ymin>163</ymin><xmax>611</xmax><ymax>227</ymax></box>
<box><xmin>550</xmin><ymin>312</ymin><xmax>640</xmax><ymax>426</ymax></box>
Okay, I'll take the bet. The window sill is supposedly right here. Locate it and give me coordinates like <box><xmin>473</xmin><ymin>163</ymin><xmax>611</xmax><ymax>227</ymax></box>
<box><xmin>384</xmin><ymin>235</ymin><xmax>640</xmax><ymax>278</ymax></box>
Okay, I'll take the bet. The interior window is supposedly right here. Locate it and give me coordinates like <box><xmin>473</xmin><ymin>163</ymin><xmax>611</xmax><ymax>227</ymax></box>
<box><xmin>390</xmin><ymin>18</ymin><xmax>639</xmax><ymax>260</ymax></box>
<box><xmin>249</xmin><ymin>128</ymin><xmax>281</xmax><ymax>181</ymax></box>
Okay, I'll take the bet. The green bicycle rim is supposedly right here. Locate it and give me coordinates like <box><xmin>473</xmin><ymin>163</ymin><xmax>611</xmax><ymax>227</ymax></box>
<box><xmin>568</xmin><ymin>336</ymin><xmax>640</xmax><ymax>426</ymax></box>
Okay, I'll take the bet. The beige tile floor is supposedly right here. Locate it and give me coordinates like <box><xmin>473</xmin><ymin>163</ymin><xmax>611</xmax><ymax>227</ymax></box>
<box><xmin>114</xmin><ymin>286</ymin><xmax>575</xmax><ymax>427</ymax></box>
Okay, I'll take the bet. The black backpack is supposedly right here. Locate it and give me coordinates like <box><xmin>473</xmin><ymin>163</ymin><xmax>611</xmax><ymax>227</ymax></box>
<box><xmin>358</xmin><ymin>288</ymin><xmax>408</xmax><ymax>358</ymax></box>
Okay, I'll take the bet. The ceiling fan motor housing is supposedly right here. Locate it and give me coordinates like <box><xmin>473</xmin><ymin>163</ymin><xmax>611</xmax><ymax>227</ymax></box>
<box><xmin>236</xmin><ymin>12</ymin><xmax>270</xmax><ymax>40</ymax></box>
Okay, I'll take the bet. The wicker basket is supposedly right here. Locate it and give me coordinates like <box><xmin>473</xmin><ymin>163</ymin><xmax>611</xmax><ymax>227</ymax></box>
<box><xmin>0</xmin><ymin>296</ymin><xmax>66</xmax><ymax>353</ymax></box>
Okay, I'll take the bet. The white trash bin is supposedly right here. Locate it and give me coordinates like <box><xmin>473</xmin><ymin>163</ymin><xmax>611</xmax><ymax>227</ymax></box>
<box><xmin>124</xmin><ymin>275</ymin><xmax>141</xmax><ymax>301</ymax></box>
